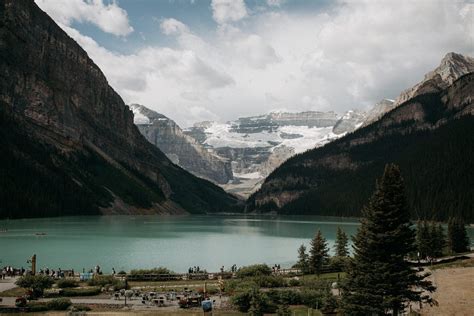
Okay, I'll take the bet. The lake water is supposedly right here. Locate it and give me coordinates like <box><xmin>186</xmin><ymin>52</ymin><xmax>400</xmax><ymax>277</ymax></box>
<box><xmin>0</xmin><ymin>216</ymin><xmax>472</xmax><ymax>273</ymax></box>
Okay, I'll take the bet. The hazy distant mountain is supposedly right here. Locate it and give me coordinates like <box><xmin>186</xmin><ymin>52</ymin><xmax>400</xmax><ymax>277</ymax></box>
<box><xmin>129</xmin><ymin>104</ymin><xmax>233</xmax><ymax>184</ymax></box>
<box><xmin>248</xmin><ymin>53</ymin><xmax>474</xmax><ymax>221</ymax></box>
<box><xmin>184</xmin><ymin>110</ymin><xmax>370</xmax><ymax>197</ymax></box>
<box><xmin>0</xmin><ymin>0</ymin><xmax>241</xmax><ymax>219</ymax></box>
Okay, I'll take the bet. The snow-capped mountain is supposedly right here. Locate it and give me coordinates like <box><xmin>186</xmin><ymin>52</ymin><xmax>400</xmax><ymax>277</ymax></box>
<box><xmin>184</xmin><ymin>109</ymin><xmax>371</xmax><ymax>196</ymax></box>
<box><xmin>129</xmin><ymin>104</ymin><xmax>233</xmax><ymax>185</ymax></box>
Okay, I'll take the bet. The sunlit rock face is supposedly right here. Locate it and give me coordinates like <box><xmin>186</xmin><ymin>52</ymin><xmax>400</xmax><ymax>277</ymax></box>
<box><xmin>129</xmin><ymin>104</ymin><xmax>233</xmax><ymax>185</ymax></box>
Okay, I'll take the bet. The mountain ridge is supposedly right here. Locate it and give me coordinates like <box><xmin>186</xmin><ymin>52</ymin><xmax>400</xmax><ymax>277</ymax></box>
<box><xmin>0</xmin><ymin>0</ymin><xmax>241</xmax><ymax>219</ymax></box>
<box><xmin>247</xmin><ymin>59</ymin><xmax>474</xmax><ymax>221</ymax></box>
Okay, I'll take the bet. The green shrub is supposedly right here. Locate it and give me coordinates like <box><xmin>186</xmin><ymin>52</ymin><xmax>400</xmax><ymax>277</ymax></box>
<box><xmin>15</xmin><ymin>274</ymin><xmax>54</xmax><ymax>297</ymax></box>
<box><xmin>56</xmin><ymin>278</ymin><xmax>78</xmax><ymax>288</ymax></box>
<box><xmin>129</xmin><ymin>267</ymin><xmax>173</xmax><ymax>275</ymax></box>
<box><xmin>46</xmin><ymin>298</ymin><xmax>72</xmax><ymax>310</ymax></box>
<box><xmin>236</xmin><ymin>264</ymin><xmax>272</xmax><ymax>278</ymax></box>
<box><xmin>62</xmin><ymin>287</ymin><xmax>101</xmax><ymax>297</ymax></box>
<box><xmin>73</xmin><ymin>305</ymin><xmax>92</xmax><ymax>311</ymax></box>
<box><xmin>117</xmin><ymin>270</ymin><xmax>127</xmax><ymax>275</ymax></box>
<box><xmin>267</xmin><ymin>289</ymin><xmax>303</xmax><ymax>305</ymax></box>
<box><xmin>27</xmin><ymin>302</ymin><xmax>49</xmax><ymax>312</ymax></box>
<box><xmin>225</xmin><ymin>279</ymin><xmax>259</xmax><ymax>293</ymax></box>
<box><xmin>300</xmin><ymin>289</ymin><xmax>324</xmax><ymax>309</ymax></box>
<box><xmin>231</xmin><ymin>288</ymin><xmax>274</xmax><ymax>313</ymax></box>
<box><xmin>87</xmin><ymin>275</ymin><xmax>124</xmax><ymax>289</ymax></box>
<box><xmin>251</xmin><ymin>275</ymin><xmax>287</xmax><ymax>288</ymax></box>
<box><xmin>288</xmin><ymin>278</ymin><xmax>300</xmax><ymax>287</ymax></box>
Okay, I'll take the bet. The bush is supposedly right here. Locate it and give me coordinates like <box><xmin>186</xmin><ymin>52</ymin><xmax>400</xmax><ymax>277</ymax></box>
<box><xmin>73</xmin><ymin>305</ymin><xmax>92</xmax><ymax>311</ymax></box>
<box><xmin>15</xmin><ymin>275</ymin><xmax>54</xmax><ymax>297</ymax></box>
<box><xmin>251</xmin><ymin>275</ymin><xmax>287</xmax><ymax>288</ymax></box>
<box><xmin>236</xmin><ymin>264</ymin><xmax>272</xmax><ymax>278</ymax></box>
<box><xmin>129</xmin><ymin>267</ymin><xmax>173</xmax><ymax>275</ymax></box>
<box><xmin>56</xmin><ymin>278</ymin><xmax>78</xmax><ymax>288</ymax></box>
<box><xmin>267</xmin><ymin>289</ymin><xmax>303</xmax><ymax>305</ymax></box>
<box><xmin>225</xmin><ymin>279</ymin><xmax>259</xmax><ymax>293</ymax></box>
<box><xmin>27</xmin><ymin>302</ymin><xmax>49</xmax><ymax>312</ymax></box>
<box><xmin>117</xmin><ymin>270</ymin><xmax>127</xmax><ymax>275</ymax></box>
<box><xmin>47</xmin><ymin>298</ymin><xmax>72</xmax><ymax>310</ymax></box>
<box><xmin>87</xmin><ymin>275</ymin><xmax>124</xmax><ymax>289</ymax></box>
<box><xmin>300</xmin><ymin>289</ymin><xmax>325</xmax><ymax>309</ymax></box>
<box><xmin>288</xmin><ymin>278</ymin><xmax>300</xmax><ymax>287</ymax></box>
<box><xmin>231</xmin><ymin>288</ymin><xmax>275</xmax><ymax>313</ymax></box>
<box><xmin>62</xmin><ymin>287</ymin><xmax>101</xmax><ymax>297</ymax></box>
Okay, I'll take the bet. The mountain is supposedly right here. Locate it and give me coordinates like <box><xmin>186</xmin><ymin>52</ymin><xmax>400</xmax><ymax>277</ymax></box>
<box><xmin>129</xmin><ymin>104</ymin><xmax>233</xmax><ymax>184</ymax></box>
<box><xmin>0</xmin><ymin>0</ymin><xmax>241</xmax><ymax>219</ymax></box>
<box><xmin>248</xmin><ymin>53</ymin><xmax>474</xmax><ymax>222</ymax></box>
<box><xmin>184</xmin><ymin>109</ymin><xmax>369</xmax><ymax>196</ymax></box>
<box><xmin>394</xmin><ymin>52</ymin><xmax>474</xmax><ymax>107</ymax></box>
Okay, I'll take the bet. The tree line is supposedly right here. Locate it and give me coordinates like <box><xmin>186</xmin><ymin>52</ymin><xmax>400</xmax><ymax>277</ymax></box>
<box><xmin>294</xmin><ymin>164</ymin><xmax>471</xmax><ymax>315</ymax></box>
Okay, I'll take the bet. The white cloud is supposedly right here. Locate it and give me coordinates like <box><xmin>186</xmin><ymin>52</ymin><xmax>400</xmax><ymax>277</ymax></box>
<box><xmin>39</xmin><ymin>0</ymin><xmax>474</xmax><ymax>127</ymax></box>
<box><xmin>160</xmin><ymin>18</ymin><xmax>190</xmax><ymax>35</ymax></box>
<box><xmin>35</xmin><ymin>0</ymin><xmax>133</xmax><ymax>36</ymax></box>
<box><xmin>211</xmin><ymin>0</ymin><xmax>248</xmax><ymax>24</ymax></box>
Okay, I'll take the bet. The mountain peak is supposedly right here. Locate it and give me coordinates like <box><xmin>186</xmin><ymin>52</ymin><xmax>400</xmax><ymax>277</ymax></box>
<box><xmin>394</xmin><ymin>52</ymin><xmax>474</xmax><ymax>107</ymax></box>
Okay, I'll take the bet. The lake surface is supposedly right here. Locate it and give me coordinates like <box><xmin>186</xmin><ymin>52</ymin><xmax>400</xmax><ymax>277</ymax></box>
<box><xmin>0</xmin><ymin>216</ymin><xmax>472</xmax><ymax>273</ymax></box>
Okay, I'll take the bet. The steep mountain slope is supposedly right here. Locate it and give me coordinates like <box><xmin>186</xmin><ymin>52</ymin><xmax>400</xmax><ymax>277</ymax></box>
<box><xmin>0</xmin><ymin>0</ymin><xmax>241</xmax><ymax>219</ymax></box>
<box><xmin>129</xmin><ymin>104</ymin><xmax>233</xmax><ymax>184</ymax></box>
<box><xmin>248</xmin><ymin>61</ymin><xmax>474</xmax><ymax>221</ymax></box>
<box><xmin>185</xmin><ymin>109</ymin><xmax>369</xmax><ymax>196</ymax></box>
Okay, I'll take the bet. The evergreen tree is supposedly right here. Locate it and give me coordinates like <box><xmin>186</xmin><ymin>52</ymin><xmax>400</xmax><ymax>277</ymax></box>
<box><xmin>342</xmin><ymin>164</ymin><xmax>435</xmax><ymax>315</ymax></box>
<box><xmin>447</xmin><ymin>217</ymin><xmax>470</xmax><ymax>254</ymax></box>
<box><xmin>309</xmin><ymin>230</ymin><xmax>329</xmax><ymax>275</ymax></box>
<box><xmin>335</xmin><ymin>227</ymin><xmax>349</xmax><ymax>257</ymax></box>
<box><xmin>430</xmin><ymin>223</ymin><xmax>445</xmax><ymax>258</ymax></box>
<box><xmin>416</xmin><ymin>221</ymin><xmax>431</xmax><ymax>260</ymax></box>
<box><xmin>296</xmin><ymin>244</ymin><xmax>310</xmax><ymax>274</ymax></box>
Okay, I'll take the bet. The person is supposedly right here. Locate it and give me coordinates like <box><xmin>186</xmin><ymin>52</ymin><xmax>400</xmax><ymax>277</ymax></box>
<box><xmin>1</xmin><ymin>268</ymin><xmax>6</xmax><ymax>279</ymax></box>
<box><xmin>112</xmin><ymin>268</ymin><xmax>116</xmax><ymax>276</ymax></box>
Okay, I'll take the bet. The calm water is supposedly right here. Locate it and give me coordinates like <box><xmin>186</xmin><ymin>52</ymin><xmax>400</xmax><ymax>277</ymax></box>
<box><xmin>0</xmin><ymin>216</ymin><xmax>472</xmax><ymax>273</ymax></box>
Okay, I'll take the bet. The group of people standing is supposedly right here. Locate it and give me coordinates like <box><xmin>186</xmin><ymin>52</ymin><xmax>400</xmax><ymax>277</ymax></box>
<box><xmin>1</xmin><ymin>266</ymin><xmax>21</xmax><ymax>279</ymax></box>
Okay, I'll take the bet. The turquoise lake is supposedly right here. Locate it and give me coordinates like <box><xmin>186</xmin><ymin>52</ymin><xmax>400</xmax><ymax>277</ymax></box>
<box><xmin>0</xmin><ymin>216</ymin><xmax>472</xmax><ymax>273</ymax></box>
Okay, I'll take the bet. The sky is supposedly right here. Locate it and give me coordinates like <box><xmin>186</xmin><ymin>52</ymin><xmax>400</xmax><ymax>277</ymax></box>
<box><xmin>34</xmin><ymin>0</ymin><xmax>474</xmax><ymax>127</ymax></box>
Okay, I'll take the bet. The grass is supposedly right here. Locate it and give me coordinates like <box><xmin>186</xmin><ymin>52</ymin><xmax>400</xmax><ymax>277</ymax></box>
<box><xmin>430</xmin><ymin>258</ymin><xmax>474</xmax><ymax>270</ymax></box>
<box><xmin>0</xmin><ymin>286</ymin><xmax>26</xmax><ymax>297</ymax></box>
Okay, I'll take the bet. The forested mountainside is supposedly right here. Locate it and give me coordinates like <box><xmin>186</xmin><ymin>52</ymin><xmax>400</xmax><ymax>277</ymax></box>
<box><xmin>248</xmin><ymin>72</ymin><xmax>474</xmax><ymax>222</ymax></box>
<box><xmin>0</xmin><ymin>0</ymin><xmax>241</xmax><ymax>219</ymax></box>
<box><xmin>129</xmin><ymin>104</ymin><xmax>233</xmax><ymax>185</ymax></box>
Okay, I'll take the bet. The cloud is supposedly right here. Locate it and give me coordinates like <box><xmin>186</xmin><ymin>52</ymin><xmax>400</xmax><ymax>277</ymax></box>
<box><xmin>39</xmin><ymin>0</ymin><xmax>474</xmax><ymax>127</ymax></box>
<box><xmin>160</xmin><ymin>18</ymin><xmax>190</xmax><ymax>35</ymax></box>
<box><xmin>35</xmin><ymin>0</ymin><xmax>133</xmax><ymax>36</ymax></box>
<box><xmin>211</xmin><ymin>0</ymin><xmax>248</xmax><ymax>24</ymax></box>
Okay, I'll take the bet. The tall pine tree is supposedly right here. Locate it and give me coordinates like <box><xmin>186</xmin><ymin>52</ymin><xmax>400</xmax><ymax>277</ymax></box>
<box><xmin>296</xmin><ymin>244</ymin><xmax>310</xmax><ymax>274</ymax></box>
<box><xmin>309</xmin><ymin>230</ymin><xmax>329</xmax><ymax>275</ymax></box>
<box><xmin>342</xmin><ymin>164</ymin><xmax>435</xmax><ymax>315</ymax></box>
<box><xmin>416</xmin><ymin>221</ymin><xmax>431</xmax><ymax>260</ymax></box>
<box><xmin>447</xmin><ymin>217</ymin><xmax>470</xmax><ymax>254</ymax></box>
<box><xmin>430</xmin><ymin>223</ymin><xmax>445</xmax><ymax>258</ymax></box>
<box><xmin>335</xmin><ymin>227</ymin><xmax>349</xmax><ymax>257</ymax></box>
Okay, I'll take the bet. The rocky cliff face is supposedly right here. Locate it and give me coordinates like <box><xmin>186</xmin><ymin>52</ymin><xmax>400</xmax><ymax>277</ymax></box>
<box><xmin>248</xmin><ymin>56</ymin><xmax>474</xmax><ymax>221</ymax></box>
<box><xmin>129</xmin><ymin>104</ymin><xmax>233</xmax><ymax>184</ymax></box>
<box><xmin>394</xmin><ymin>52</ymin><xmax>474</xmax><ymax>107</ymax></box>
<box><xmin>184</xmin><ymin>109</ymin><xmax>374</xmax><ymax>197</ymax></box>
<box><xmin>0</xmin><ymin>0</ymin><xmax>241</xmax><ymax>218</ymax></box>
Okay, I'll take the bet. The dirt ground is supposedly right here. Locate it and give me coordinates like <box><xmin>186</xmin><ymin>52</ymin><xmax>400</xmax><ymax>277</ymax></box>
<box><xmin>416</xmin><ymin>266</ymin><xmax>474</xmax><ymax>316</ymax></box>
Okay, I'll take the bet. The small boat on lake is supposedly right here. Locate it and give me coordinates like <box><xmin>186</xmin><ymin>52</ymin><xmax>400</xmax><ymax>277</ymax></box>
<box><xmin>35</xmin><ymin>232</ymin><xmax>47</xmax><ymax>236</ymax></box>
